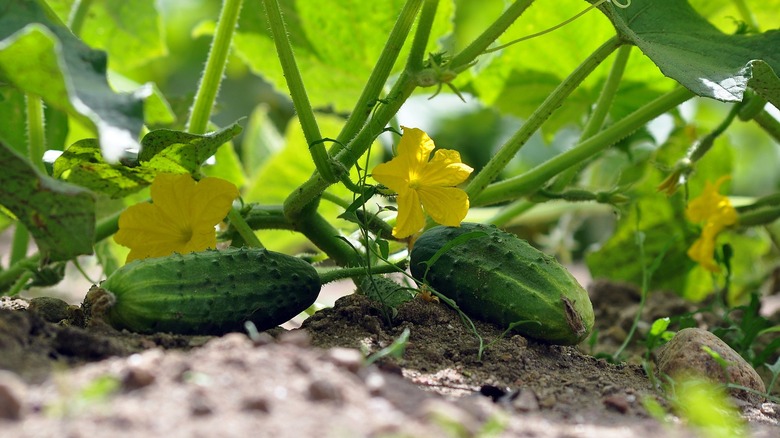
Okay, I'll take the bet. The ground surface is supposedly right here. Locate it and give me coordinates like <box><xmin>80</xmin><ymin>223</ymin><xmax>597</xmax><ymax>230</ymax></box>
<box><xmin>0</xmin><ymin>280</ymin><xmax>779</xmax><ymax>437</ymax></box>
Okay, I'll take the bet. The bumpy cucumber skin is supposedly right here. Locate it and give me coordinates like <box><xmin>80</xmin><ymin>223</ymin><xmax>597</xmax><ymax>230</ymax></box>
<box><xmin>410</xmin><ymin>223</ymin><xmax>594</xmax><ymax>345</ymax></box>
<box><xmin>99</xmin><ymin>247</ymin><xmax>321</xmax><ymax>335</ymax></box>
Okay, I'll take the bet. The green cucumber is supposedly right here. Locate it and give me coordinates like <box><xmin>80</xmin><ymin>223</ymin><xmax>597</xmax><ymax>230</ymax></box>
<box><xmin>410</xmin><ymin>223</ymin><xmax>594</xmax><ymax>345</ymax></box>
<box><xmin>85</xmin><ymin>247</ymin><xmax>321</xmax><ymax>335</ymax></box>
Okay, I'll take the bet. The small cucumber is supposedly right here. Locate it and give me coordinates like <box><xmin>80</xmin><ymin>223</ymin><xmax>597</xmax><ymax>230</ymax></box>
<box><xmin>85</xmin><ymin>247</ymin><xmax>321</xmax><ymax>335</ymax></box>
<box><xmin>410</xmin><ymin>223</ymin><xmax>594</xmax><ymax>345</ymax></box>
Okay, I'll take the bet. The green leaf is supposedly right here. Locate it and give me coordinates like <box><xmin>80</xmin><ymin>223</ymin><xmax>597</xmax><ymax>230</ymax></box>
<box><xmin>53</xmin><ymin>123</ymin><xmax>243</xmax><ymax>198</ymax></box>
<box><xmin>462</xmin><ymin>0</ymin><xmax>670</xmax><ymax>137</ymax></box>
<box><xmin>70</xmin><ymin>0</ymin><xmax>167</xmax><ymax>72</ymax></box>
<box><xmin>0</xmin><ymin>141</ymin><xmax>95</xmax><ymax>262</ymax></box>
<box><xmin>0</xmin><ymin>0</ymin><xmax>145</xmax><ymax>162</ymax></box>
<box><xmin>595</xmin><ymin>0</ymin><xmax>780</xmax><ymax>103</ymax></box>
<box><xmin>139</xmin><ymin>122</ymin><xmax>244</xmax><ymax>173</ymax></box>
<box><xmin>233</xmin><ymin>0</ymin><xmax>452</xmax><ymax>112</ymax></box>
<box><xmin>52</xmin><ymin>138</ymin><xmax>155</xmax><ymax>198</ymax></box>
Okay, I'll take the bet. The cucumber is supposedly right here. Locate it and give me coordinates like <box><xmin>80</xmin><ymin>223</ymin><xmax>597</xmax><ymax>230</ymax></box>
<box><xmin>85</xmin><ymin>247</ymin><xmax>321</xmax><ymax>335</ymax></box>
<box><xmin>410</xmin><ymin>223</ymin><xmax>594</xmax><ymax>345</ymax></box>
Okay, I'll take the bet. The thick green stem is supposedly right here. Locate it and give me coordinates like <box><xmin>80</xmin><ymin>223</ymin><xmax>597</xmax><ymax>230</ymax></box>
<box><xmin>67</xmin><ymin>0</ymin><xmax>94</xmax><ymax>36</ymax></box>
<box><xmin>405</xmin><ymin>0</ymin><xmax>439</xmax><ymax>72</ymax></box>
<box><xmin>731</xmin><ymin>0</ymin><xmax>759</xmax><ymax>31</ymax></box>
<box><xmin>753</xmin><ymin>110</ymin><xmax>780</xmax><ymax>144</ymax></box>
<box><xmin>284</xmin><ymin>73</ymin><xmax>418</xmax><ymax>221</ymax></box>
<box><xmin>488</xmin><ymin>200</ymin><xmax>536</xmax><ymax>226</ymax></box>
<box><xmin>262</xmin><ymin>0</ymin><xmax>335</xmax><ymax>183</ymax></box>
<box><xmin>550</xmin><ymin>44</ymin><xmax>632</xmax><ymax>192</ymax></box>
<box><xmin>330</xmin><ymin>0</ymin><xmax>423</xmax><ymax>158</ymax></box>
<box><xmin>466</xmin><ymin>36</ymin><xmax>623</xmax><ymax>200</ymax></box>
<box><xmin>297</xmin><ymin>213</ymin><xmax>362</xmax><ymax>267</ymax></box>
<box><xmin>26</xmin><ymin>95</ymin><xmax>46</xmax><ymax>170</ymax></box>
<box><xmin>9</xmin><ymin>226</ymin><xmax>29</xmax><ymax>266</ymax></box>
<box><xmin>449</xmin><ymin>0</ymin><xmax>535</xmax><ymax>72</ymax></box>
<box><xmin>474</xmin><ymin>87</ymin><xmax>695</xmax><ymax>206</ymax></box>
<box><xmin>227</xmin><ymin>208</ymin><xmax>264</xmax><ymax>248</ymax></box>
<box><xmin>187</xmin><ymin>0</ymin><xmax>243</xmax><ymax>135</ymax></box>
<box><xmin>739</xmin><ymin>206</ymin><xmax>780</xmax><ymax>227</ymax></box>
<box><xmin>318</xmin><ymin>263</ymin><xmax>404</xmax><ymax>285</ymax></box>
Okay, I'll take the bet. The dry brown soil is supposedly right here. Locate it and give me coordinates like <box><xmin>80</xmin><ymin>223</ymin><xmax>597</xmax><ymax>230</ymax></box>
<box><xmin>0</xmin><ymin>281</ymin><xmax>778</xmax><ymax>437</ymax></box>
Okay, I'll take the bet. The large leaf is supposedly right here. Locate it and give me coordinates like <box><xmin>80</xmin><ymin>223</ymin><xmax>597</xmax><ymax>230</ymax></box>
<box><xmin>0</xmin><ymin>141</ymin><xmax>95</xmax><ymax>262</ymax></box>
<box><xmin>52</xmin><ymin>123</ymin><xmax>243</xmax><ymax>198</ymax></box>
<box><xmin>45</xmin><ymin>0</ymin><xmax>167</xmax><ymax>72</ymax></box>
<box><xmin>461</xmin><ymin>0</ymin><xmax>672</xmax><ymax>137</ymax></box>
<box><xmin>594</xmin><ymin>0</ymin><xmax>780</xmax><ymax>104</ymax></box>
<box><xmin>0</xmin><ymin>0</ymin><xmax>146</xmax><ymax>162</ymax></box>
<box><xmin>232</xmin><ymin>0</ymin><xmax>452</xmax><ymax>113</ymax></box>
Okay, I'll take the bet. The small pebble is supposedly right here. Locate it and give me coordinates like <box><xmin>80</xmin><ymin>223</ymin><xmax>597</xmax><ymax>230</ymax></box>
<box><xmin>121</xmin><ymin>366</ymin><xmax>156</xmax><ymax>391</ymax></box>
<box><xmin>278</xmin><ymin>330</ymin><xmax>310</xmax><ymax>348</ymax></box>
<box><xmin>603</xmin><ymin>393</ymin><xmax>630</xmax><ymax>414</ymax></box>
<box><xmin>190</xmin><ymin>395</ymin><xmax>213</xmax><ymax>416</ymax></box>
<box><xmin>307</xmin><ymin>379</ymin><xmax>342</xmax><ymax>403</ymax></box>
<box><xmin>241</xmin><ymin>396</ymin><xmax>271</xmax><ymax>413</ymax></box>
<box><xmin>512</xmin><ymin>389</ymin><xmax>540</xmax><ymax>412</ymax></box>
<box><xmin>656</xmin><ymin>327</ymin><xmax>765</xmax><ymax>404</ymax></box>
<box><xmin>324</xmin><ymin>347</ymin><xmax>364</xmax><ymax>374</ymax></box>
<box><xmin>0</xmin><ymin>371</ymin><xmax>25</xmax><ymax>420</ymax></box>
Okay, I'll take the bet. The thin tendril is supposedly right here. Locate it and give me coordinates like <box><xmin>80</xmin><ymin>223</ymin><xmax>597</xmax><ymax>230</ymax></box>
<box><xmin>484</xmin><ymin>0</ymin><xmax>631</xmax><ymax>54</ymax></box>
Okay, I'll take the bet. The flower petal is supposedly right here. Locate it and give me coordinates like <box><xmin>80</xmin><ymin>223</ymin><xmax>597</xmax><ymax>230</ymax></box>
<box><xmin>393</xmin><ymin>189</ymin><xmax>425</xmax><ymax>238</ymax></box>
<box><xmin>187</xmin><ymin>177</ymin><xmax>239</xmax><ymax>229</ymax></box>
<box><xmin>417</xmin><ymin>186</ymin><xmax>470</xmax><ymax>227</ymax></box>
<box><xmin>419</xmin><ymin>149</ymin><xmax>473</xmax><ymax>186</ymax></box>
<box><xmin>685</xmin><ymin>176</ymin><xmax>733</xmax><ymax>223</ymax></box>
<box><xmin>687</xmin><ymin>227</ymin><xmax>721</xmax><ymax>273</ymax></box>
<box><xmin>396</xmin><ymin>127</ymin><xmax>435</xmax><ymax>177</ymax></box>
<box><xmin>371</xmin><ymin>158</ymin><xmax>411</xmax><ymax>193</ymax></box>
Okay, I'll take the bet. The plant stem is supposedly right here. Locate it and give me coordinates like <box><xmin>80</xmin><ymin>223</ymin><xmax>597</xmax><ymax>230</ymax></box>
<box><xmin>297</xmin><ymin>213</ymin><xmax>362</xmax><ymax>267</ymax></box>
<box><xmin>731</xmin><ymin>0</ymin><xmax>759</xmax><ymax>31</ymax></box>
<box><xmin>26</xmin><ymin>95</ymin><xmax>46</xmax><ymax>170</ymax></box>
<box><xmin>449</xmin><ymin>0</ymin><xmax>535</xmax><ymax>72</ymax></box>
<box><xmin>317</xmin><ymin>263</ymin><xmax>404</xmax><ymax>284</ymax></box>
<box><xmin>487</xmin><ymin>200</ymin><xmax>536</xmax><ymax>226</ymax></box>
<box><xmin>406</xmin><ymin>0</ymin><xmax>439</xmax><ymax>72</ymax></box>
<box><xmin>228</xmin><ymin>208</ymin><xmax>264</xmax><ymax>248</ymax></box>
<box><xmin>474</xmin><ymin>87</ymin><xmax>695</xmax><ymax>206</ymax></box>
<box><xmin>754</xmin><ymin>110</ymin><xmax>780</xmax><ymax>144</ymax></box>
<box><xmin>466</xmin><ymin>36</ymin><xmax>623</xmax><ymax>201</ymax></box>
<box><xmin>9</xmin><ymin>226</ymin><xmax>29</xmax><ymax>267</ymax></box>
<box><xmin>550</xmin><ymin>43</ymin><xmax>632</xmax><ymax>192</ymax></box>
<box><xmin>67</xmin><ymin>0</ymin><xmax>94</xmax><ymax>36</ymax></box>
<box><xmin>738</xmin><ymin>206</ymin><xmax>780</xmax><ymax>227</ymax></box>
<box><xmin>330</xmin><ymin>0</ymin><xmax>423</xmax><ymax>158</ymax></box>
<box><xmin>262</xmin><ymin>0</ymin><xmax>335</xmax><ymax>183</ymax></box>
<box><xmin>187</xmin><ymin>0</ymin><xmax>243</xmax><ymax>135</ymax></box>
<box><xmin>284</xmin><ymin>0</ymin><xmax>532</xmax><ymax>222</ymax></box>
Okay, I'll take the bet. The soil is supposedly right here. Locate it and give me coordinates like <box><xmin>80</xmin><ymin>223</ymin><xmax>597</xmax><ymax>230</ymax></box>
<box><xmin>0</xmin><ymin>279</ymin><xmax>779</xmax><ymax>437</ymax></box>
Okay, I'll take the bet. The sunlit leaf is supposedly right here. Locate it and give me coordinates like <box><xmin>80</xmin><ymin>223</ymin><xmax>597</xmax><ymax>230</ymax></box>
<box><xmin>232</xmin><ymin>0</ymin><xmax>452</xmax><ymax>112</ymax></box>
<box><xmin>0</xmin><ymin>141</ymin><xmax>95</xmax><ymax>262</ymax></box>
<box><xmin>595</xmin><ymin>0</ymin><xmax>780</xmax><ymax>103</ymax></box>
<box><xmin>0</xmin><ymin>0</ymin><xmax>146</xmax><ymax>162</ymax></box>
<box><xmin>52</xmin><ymin>123</ymin><xmax>243</xmax><ymax>197</ymax></box>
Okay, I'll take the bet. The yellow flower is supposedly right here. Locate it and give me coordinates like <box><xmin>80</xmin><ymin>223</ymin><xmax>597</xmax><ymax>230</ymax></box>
<box><xmin>371</xmin><ymin>127</ymin><xmax>473</xmax><ymax>238</ymax></box>
<box><xmin>685</xmin><ymin>176</ymin><xmax>737</xmax><ymax>272</ymax></box>
<box><xmin>114</xmin><ymin>173</ymin><xmax>239</xmax><ymax>263</ymax></box>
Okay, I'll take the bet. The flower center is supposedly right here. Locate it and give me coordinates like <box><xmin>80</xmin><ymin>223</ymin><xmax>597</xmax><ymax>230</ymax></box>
<box><xmin>178</xmin><ymin>227</ymin><xmax>194</xmax><ymax>244</ymax></box>
<box><xmin>408</xmin><ymin>177</ymin><xmax>421</xmax><ymax>190</ymax></box>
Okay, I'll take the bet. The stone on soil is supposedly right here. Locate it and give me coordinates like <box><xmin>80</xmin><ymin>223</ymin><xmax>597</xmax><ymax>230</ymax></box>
<box><xmin>656</xmin><ymin>328</ymin><xmax>765</xmax><ymax>403</ymax></box>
